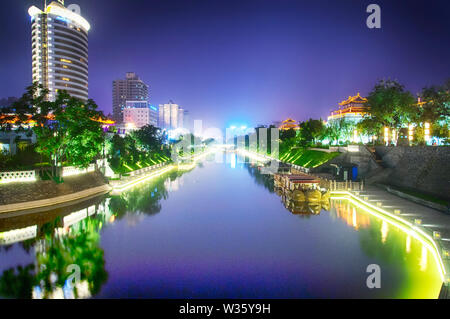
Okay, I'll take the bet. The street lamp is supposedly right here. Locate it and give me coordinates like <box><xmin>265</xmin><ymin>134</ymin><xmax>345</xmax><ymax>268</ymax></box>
<box><xmin>424</xmin><ymin>122</ymin><xmax>430</xmax><ymax>144</ymax></box>
<box><xmin>408</xmin><ymin>124</ymin><xmax>414</xmax><ymax>145</ymax></box>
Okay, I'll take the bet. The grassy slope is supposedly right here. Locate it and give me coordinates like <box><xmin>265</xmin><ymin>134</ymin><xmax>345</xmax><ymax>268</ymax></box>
<box><xmin>116</xmin><ymin>152</ymin><xmax>171</xmax><ymax>174</ymax></box>
<box><xmin>279</xmin><ymin>148</ymin><xmax>340</xmax><ymax>168</ymax></box>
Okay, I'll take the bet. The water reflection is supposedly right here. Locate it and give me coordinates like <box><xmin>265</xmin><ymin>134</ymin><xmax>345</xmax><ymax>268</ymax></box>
<box><xmin>0</xmin><ymin>156</ymin><xmax>444</xmax><ymax>299</ymax></box>
<box><xmin>0</xmin><ymin>169</ymin><xmax>187</xmax><ymax>299</ymax></box>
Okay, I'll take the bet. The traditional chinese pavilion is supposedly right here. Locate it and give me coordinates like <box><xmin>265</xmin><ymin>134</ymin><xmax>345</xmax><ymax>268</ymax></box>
<box><xmin>279</xmin><ymin>118</ymin><xmax>300</xmax><ymax>130</ymax></box>
<box><xmin>327</xmin><ymin>93</ymin><xmax>369</xmax><ymax>123</ymax></box>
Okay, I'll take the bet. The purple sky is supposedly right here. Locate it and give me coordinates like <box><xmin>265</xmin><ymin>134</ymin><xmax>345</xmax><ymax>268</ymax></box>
<box><xmin>1</xmin><ymin>0</ymin><xmax>449</xmax><ymax>128</ymax></box>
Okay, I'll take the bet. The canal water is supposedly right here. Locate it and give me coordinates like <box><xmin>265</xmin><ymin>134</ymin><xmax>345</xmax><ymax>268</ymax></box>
<box><xmin>0</xmin><ymin>152</ymin><xmax>443</xmax><ymax>298</ymax></box>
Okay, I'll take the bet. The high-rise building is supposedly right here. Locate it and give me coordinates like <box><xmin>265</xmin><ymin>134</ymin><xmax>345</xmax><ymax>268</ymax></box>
<box><xmin>112</xmin><ymin>72</ymin><xmax>149</xmax><ymax>124</ymax></box>
<box><xmin>158</xmin><ymin>101</ymin><xmax>186</xmax><ymax>130</ymax></box>
<box><xmin>28</xmin><ymin>1</ymin><xmax>90</xmax><ymax>101</ymax></box>
<box><xmin>148</xmin><ymin>105</ymin><xmax>158</xmax><ymax>127</ymax></box>
<box><xmin>123</xmin><ymin>101</ymin><xmax>158</xmax><ymax>129</ymax></box>
<box><xmin>183</xmin><ymin>109</ymin><xmax>192</xmax><ymax>132</ymax></box>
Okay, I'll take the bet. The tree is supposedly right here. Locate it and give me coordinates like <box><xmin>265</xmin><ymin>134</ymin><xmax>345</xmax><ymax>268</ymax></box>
<box><xmin>325</xmin><ymin>118</ymin><xmax>354</xmax><ymax>145</ymax></box>
<box><xmin>0</xmin><ymin>83</ymin><xmax>39</xmax><ymax>131</ymax></box>
<box><xmin>299</xmin><ymin>118</ymin><xmax>326</xmax><ymax>145</ymax></box>
<box><xmin>11</xmin><ymin>84</ymin><xmax>105</xmax><ymax>179</ymax></box>
<box><xmin>419</xmin><ymin>79</ymin><xmax>450</xmax><ymax>124</ymax></box>
<box><xmin>357</xmin><ymin>116</ymin><xmax>383</xmax><ymax>144</ymax></box>
<box><xmin>131</xmin><ymin>124</ymin><xmax>164</xmax><ymax>152</ymax></box>
<box><xmin>366</xmin><ymin>79</ymin><xmax>416</xmax><ymax>143</ymax></box>
<box><xmin>419</xmin><ymin>79</ymin><xmax>450</xmax><ymax>143</ymax></box>
<box><xmin>280</xmin><ymin>128</ymin><xmax>296</xmax><ymax>141</ymax></box>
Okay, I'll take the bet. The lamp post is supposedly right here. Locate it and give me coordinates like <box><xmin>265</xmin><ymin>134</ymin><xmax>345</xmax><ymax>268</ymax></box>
<box><xmin>424</xmin><ymin>122</ymin><xmax>430</xmax><ymax>144</ymax></box>
<box><xmin>408</xmin><ymin>124</ymin><xmax>414</xmax><ymax>146</ymax></box>
<box><xmin>384</xmin><ymin>127</ymin><xmax>389</xmax><ymax>145</ymax></box>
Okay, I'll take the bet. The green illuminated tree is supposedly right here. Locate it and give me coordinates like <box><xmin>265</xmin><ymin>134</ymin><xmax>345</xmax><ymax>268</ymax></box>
<box><xmin>419</xmin><ymin>79</ymin><xmax>450</xmax><ymax>143</ymax></box>
<box><xmin>10</xmin><ymin>84</ymin><xmax>105</xmax><ymax>179</ymax></box>
<box><xmin>357</xmin><ymin>116</ymin><xmax>383</xmax><ymax>144</ymax></box>
<box><xmin>131</xmin><ymin>124</ymin><xmax>165</xmax><ymax>152</ymax></box>
<box><xmin>419</xmin><ymin>79</ymin><xmax>450</xmax><ymax>123</ymax></box>
<box><xmin>299</xmin><ymin>118</ymin><xmax>326</xmax><ymax>146</ymax></box>
<box><xmin>325</xmin><ymin>118</ymin><xmax>354</xmax><ymax>145</ymax></box>
<box><xmin>365</xmin><ymin>79</ymin><xmax>416</xmax><ymax>143</ymax></box>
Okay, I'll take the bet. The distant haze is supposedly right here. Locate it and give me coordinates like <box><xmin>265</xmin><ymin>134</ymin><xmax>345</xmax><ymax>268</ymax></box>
<box><xmin>1</xmin><ymin>0</ymin><xmax>449</xmax><ymax>128</ymax></box>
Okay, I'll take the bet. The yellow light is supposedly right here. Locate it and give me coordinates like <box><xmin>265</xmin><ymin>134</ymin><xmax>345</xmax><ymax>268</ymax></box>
<box><xmin>237</xmin><ymin>149</ymin><xmax>270</xmax><ymax>163</ymax></box>
<box><xmin>330</xmin><ymin>191</ymin><xmax>447</xmax><ymax>282</ymax></box>
<box><xmin>425</xmin><ymin>122</ymin><xmax>430</xmax><ymax>129</ymax></box>
<box><xmin>60</xmin><ymin>59</ymin><xmax>72</xmax><ymax>63</ymax></box>
<box><xmin>62</xmin><ymin>77</ymin><xmax>70</xmax><ymax>81</ymax></box>
<box><xmin>381</xmin><ymin>220</ymin><xmax>389</xmax><ymax>243</ymax></box>
<box><xmin>112</xmin><ymin>165</ymin><xmax>175</xmax><ymax>193</ymax></box>
<box><xmin>45</xmin><ymin>4</ymin><xmax>91</xmax><ymax>31</ymax></box>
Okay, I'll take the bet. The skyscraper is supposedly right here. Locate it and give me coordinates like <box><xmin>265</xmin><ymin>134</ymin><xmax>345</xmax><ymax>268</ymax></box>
<box><xmin>28</xmin><ymin>1</ymin><xmax>90</xmax><ymax>101</ymax></box>
<box><xmin>112</xmin><ymin>72</ymin><xmax>149</xmax><ymax>124</ymax></box>
<box><xmin>158</xmin><ymin>100</ymin><xmax>186</xmax><ymax>130</ymax></box>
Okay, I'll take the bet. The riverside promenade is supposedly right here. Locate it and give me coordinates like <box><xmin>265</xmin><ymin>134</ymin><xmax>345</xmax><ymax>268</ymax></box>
<box><xmin>239</xmin><ymin>148</ymin><xmax>450</xmax><ymax>297</ymax></box>
<box><xmin>334</xmin><ymin>185</ymin><xmax>450</xmax><ymax>298</ymax></box>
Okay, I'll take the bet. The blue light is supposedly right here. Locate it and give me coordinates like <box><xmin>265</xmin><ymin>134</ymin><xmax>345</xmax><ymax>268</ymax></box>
<box><xmin>56</xmin><ymin>16</ymin><xmax>69</xmax><ymax>24</ymax></box>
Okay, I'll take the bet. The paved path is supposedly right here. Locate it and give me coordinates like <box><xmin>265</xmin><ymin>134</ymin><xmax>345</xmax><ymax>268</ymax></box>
<box><xmin>360</xmin><ymin>185</ymin><xmax>450</xmax><ymax>243</ymax></box>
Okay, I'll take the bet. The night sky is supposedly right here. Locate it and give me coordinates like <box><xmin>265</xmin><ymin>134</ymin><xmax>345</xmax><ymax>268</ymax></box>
<box><xmin>1</xmin><ymin>0</ymin><xmax>449</xmax><ymax>128</ymax></box>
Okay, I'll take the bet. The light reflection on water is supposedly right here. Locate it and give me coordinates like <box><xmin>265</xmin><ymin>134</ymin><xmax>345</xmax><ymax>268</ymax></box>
<box><xmin>0</xmin><ymin>153</ymin><xmax>443</xmax><ymax>298</ymax></box>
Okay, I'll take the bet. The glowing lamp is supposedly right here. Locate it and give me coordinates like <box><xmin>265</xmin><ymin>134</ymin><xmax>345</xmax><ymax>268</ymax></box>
<box><xmin>443</xmin><ymin>249</ymin><xmax>450</xmax><ymax>258</ymax></box>
<box><xmin>384</xmin><ymin>127</ymin><xmax>389</xmax><ymax>144</ymax></box>
<box><xmin>433</xmin><ymin>231</ymin><xmax>441</xmax><ymax>239</ymax></box>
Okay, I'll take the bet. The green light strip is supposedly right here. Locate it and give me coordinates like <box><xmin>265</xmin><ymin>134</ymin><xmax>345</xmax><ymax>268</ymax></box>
<box><xmin>331</xmin><ymin>191</ymin><xmax>447</xmax><ymax>283</ymax></box>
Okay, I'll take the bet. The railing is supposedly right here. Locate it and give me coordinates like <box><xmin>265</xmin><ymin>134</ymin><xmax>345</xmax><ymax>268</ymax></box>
<box><xmin>321</xmin><ymin>179</ymin><xmax>364</xmax><ymax>191</ymax></box>
<box><xmin>128</xmin><ymin>162</ymin><xmax>168</xmax><ymax>177</ymax></box>
<box><xmin>62</xmin><ymin>164</ymin><xmax>96</xmax><ymax>177</ymax></box>
<box><xmin>0</xmin><ymin>170</ymin><xmax>36</xmax><ymax>184</ymax></box>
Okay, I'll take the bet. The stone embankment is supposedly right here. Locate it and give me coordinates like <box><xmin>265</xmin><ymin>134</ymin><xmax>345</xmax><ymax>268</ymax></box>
<box><xmin>0</xmin><ymin>171</ymin><xmax>109</xmax><ymax>209</ymax></box>
<box><xmin>311</xmin><ymin>145</ymin><xmax>449</xmax><ymax>203</ymax></box>
<box><xmin>373</xmin><ymin>146</ymin><xmax>450</xmax><ymax>201</ymax></box>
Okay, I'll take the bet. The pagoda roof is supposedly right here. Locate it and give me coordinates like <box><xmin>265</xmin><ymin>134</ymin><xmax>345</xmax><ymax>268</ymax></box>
<box><xmin>281</xmin><ymin>118</ymin><xmax>297</xmax><ymax>124</ymax></box>
<box><xmin>339</xmin><ymin>92</ymin><xmax>367</xmax><ymax>106</ymax></box>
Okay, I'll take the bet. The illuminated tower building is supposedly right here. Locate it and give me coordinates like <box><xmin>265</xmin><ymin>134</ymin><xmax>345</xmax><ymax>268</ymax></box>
<box><xmin>28</xmin><ymin>1</ymin><xmax>90</xmax><ymax>101</ymax></box>
<box><xmin>327</xmin><ymin>93</ymin><xmax>369</xmax><ymax>124</ymax></box>
<box><xmin>158</xmin><ymin>100</ymin><xmax>186</xmax><ymax>130</ymax></box>
<box><xmin>112</xmin><ymin>72</ymin><xmax>149</xmax><ymax>124</ymax></box>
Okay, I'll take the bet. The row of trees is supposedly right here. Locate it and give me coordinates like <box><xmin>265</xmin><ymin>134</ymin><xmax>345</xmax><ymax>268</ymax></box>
<box><xmin>0</xmin><ymin>84</ymin><xmax>106</xmax><ymax>178</ymax></box>
<box><xmin>107</xmin><ymin>125</ymin><xmax>170</xmax><ymax>174</ymax></box>
<box><xmin>276</xmin><ymin>79</ymin><xmax>449</xmax><ymax>150</ymax></box>
<box><xmin>357</xmin><ymin>79</ymin><xmax>449</xmax><ymax>144</ymax></box>
<box><xmin>0</xmin><ymin>83</ymin><xmax>169</xmax><ymax>179</ymax></box>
